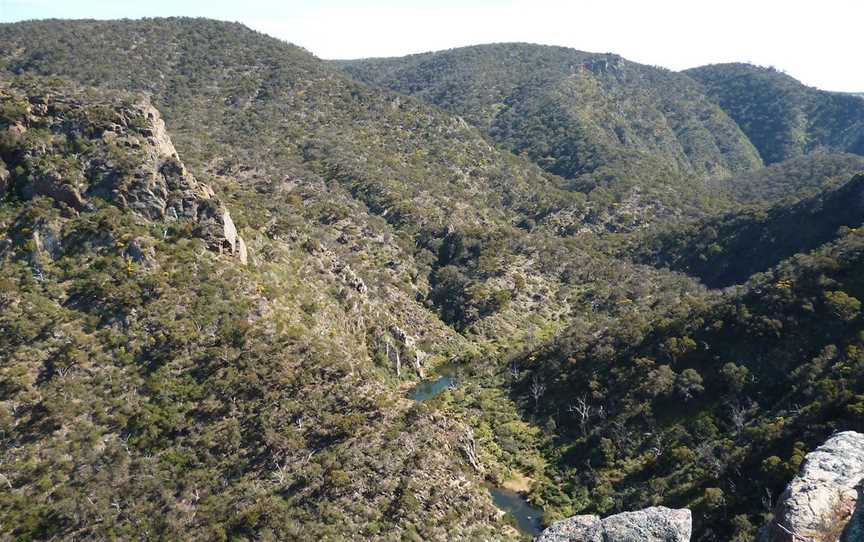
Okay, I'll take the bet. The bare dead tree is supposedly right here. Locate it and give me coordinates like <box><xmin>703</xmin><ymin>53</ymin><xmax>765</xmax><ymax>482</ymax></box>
<box><xmin>650</xmin><ymin>433</ymin><xmax>666</xmax><ymax>459</ymax></box>
<box><xmin>508</xmin><ymin>363</ymin><xmax>520</xmax><ymax>392</ymax></box>
<box><xmin>272</xmin><ymin>460</ymin><xmax>291</xmax><ymax>486</ymax></box>
<box><xmin>695</xmin><ymin>440</ymin><xmax>723</xmax><ymax>476</ymax></box>
<box><xmin>393</xmin><ymin>342</ymin><xmax>401</xmax><ymax>377</ymax></box>
<box><xmin>530</xmin><ymin>374</ymin><xmax>546</xmax><ymax>412</ymax></box>
<box><xmin>762</xmin><ymin>487</ymin><xmax>776</xmax><ymax>517</ymax></box>
<box><xmin>568</xmin><ymin>394</ymin><xmax>592</xmax><ymax>437</ymax></box>
<box><xmin>596</xmin><ymin>404</ymin><xmax>606</xmax><ymax>421</ymax></box>
<box><xmin>729</xmin><ymin>402</ymin><xmax>748</xmax><ymax>437</ymax></box>
<box><xmin>412</xmin><ymin>350</ymin><xmax>426</xmax><ymax>379</ymax></box>
<box><xmin>460</xmin><ymin>429</ymin><xmax>484</xmax><ymax>474</ymax></box>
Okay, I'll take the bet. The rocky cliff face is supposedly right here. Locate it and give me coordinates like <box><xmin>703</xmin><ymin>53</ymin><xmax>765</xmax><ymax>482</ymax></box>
<box><xmin>537</xmin><ymin>506</ymin><xmax>691</xmax><ymax>542</ymax></box>
<box><xmin>760</xmin><ymin>431</ymin><xmax>864</xmax><ymax>542</ymax></box>
<box><xmin>0</xmin><ymin>79</ymin><xmax>247</xmax><ymax>264</ymax></box>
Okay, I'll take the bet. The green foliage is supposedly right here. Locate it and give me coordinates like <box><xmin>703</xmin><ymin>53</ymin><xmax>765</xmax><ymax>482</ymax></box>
<box><xmin>3</xmin><ymin>17</ymin><xmax>864</xmax><ymax>542</ymax></box>
<box><xmin>517</xmin><ymin>227</ymin><xmax>864</xmax><ymax>540</ymax></box>
<box><xmin>715</xmin><ymin>152</ymin><xmax>864</xmax><ymax>205</ymax></box>
<box><xmin>0</xmin><ymin>69</ymin><xmax>508</xmax><ymax>540</ymax></box>
<box><xmin>634</xmin><ymin>173</ymin><xmax>864</xmax><ymax>287</ymax></box>
<box><xmin>686</xmin><ymin>63</ymin><xmax>864</xmax><ymax>165</ymax></box>
<box><xmin>341</xmin><ymin>44</ymin><xmax>764</xmax><ymax>224</ymax></box>
<box><xmin>824</xmin><ymin>290</ymin><xmax>861</xmax><ymax>322</ymax></box>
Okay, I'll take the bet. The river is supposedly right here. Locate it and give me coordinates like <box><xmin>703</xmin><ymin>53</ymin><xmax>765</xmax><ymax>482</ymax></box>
<box><xmin>408</xmin><ymin>367</ymin><xmax>545</xmax><ymax>537</ymax></box>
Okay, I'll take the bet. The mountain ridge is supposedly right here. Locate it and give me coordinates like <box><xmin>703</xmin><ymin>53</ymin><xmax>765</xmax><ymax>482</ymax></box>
<box><xmin>685</xmin><ymin>62</ymin><xmax>864</xmax><ymax>165</ymax></box>
<box><xmin>2</xmin><ymin>17</ymin><xmax>864</xmax><ymax>542</ymax></box>
<box><xmin>339</xmin><ymin>42</ymin><xmax>764</xmax><ymax>223</ymax></box>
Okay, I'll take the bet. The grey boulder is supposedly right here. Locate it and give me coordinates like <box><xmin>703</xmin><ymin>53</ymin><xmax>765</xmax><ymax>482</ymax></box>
<box><xmin>537</xmin><ymin>506</ymin><xmax>691</xmax><ymax>542</ymax></box>
<box><xmin>760</xmin><ymin>431</ymin><xmax>864</xmax><ymax>542</ymax></box>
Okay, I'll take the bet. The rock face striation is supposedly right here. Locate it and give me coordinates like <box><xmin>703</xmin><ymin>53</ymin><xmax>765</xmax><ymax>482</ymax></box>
<box><xmin>760</xmin><ymin>431</ymin><xmax>864</xmax><ymax>542</ymax></box>
<box><xmin>537</xmin><ymin>506</ymin><xmax>691</xmax><ymax>542</ymax></box>
<box><xmin>0</xmin><ymin>80</ymin><xmax>247</xmax><ymax>264</ymax></box>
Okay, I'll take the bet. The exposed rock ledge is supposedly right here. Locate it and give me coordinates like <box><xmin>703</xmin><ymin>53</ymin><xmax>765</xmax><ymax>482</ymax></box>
<box><xmin>1</xmin><ymin>83</ymin><xmax>247</xmax><ymax>265</ymax></box>
<box><xmin>760</xmin><ymin>431</ymin><xmax>864</xmax><ymax>542</ymax></box>
<box><xmin>95</xmin><ymin>101</ymin><xmax>249</xmax><ymax>265</ymax></box>
<box><xmin>537</xmin><ymin>506</ymin><xmax>691</xmax><ymax>542</ymax></box>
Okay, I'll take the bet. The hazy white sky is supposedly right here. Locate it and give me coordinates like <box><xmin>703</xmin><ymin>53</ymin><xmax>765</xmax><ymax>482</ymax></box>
<box><xmin>2</xmin><ymin>0</ymin><xmax>862</xmax><ymax>92</ymax></box>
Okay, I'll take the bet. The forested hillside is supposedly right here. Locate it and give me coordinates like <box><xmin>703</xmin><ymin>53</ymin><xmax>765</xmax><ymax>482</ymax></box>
<box><xmin>686</xmin><ymin>63</ymin><xmax>864</xmax><ymax>165</ymax></box>
<box><xmin>0</xmin><ymin>18</ymin><xmax>589</xmax><ymax>338</ymax></box>
<box><xmin>339</xmin><ymin>36</ymin><xmax>864</xmax><ymax>542</ymax></box>
<box><xmin>514</xmin><ymin>225</ymin><xmax>864</xmax><ymax>541</ymax></box>
<box><xmin>340</xmin><ymin>44</ymin><xmax>763</xmax><ymax>222</ymax></box>
<box><xmin>0</xmin><ymin>73</ymin><xmax>526</xmax><ymax>540</ymax></box>
<box><xmin>714</xmin><ymin>151</ymin><xmax>864</xmax><ymax>205</ymax></box>
<box><xmin>634</xmin><ymin>172</ymin><xmax>864</xmax><ymax>288</ymax></box>
<box><xmin>0</xmin><ymin>18</ymin><xmax>709</xmax><ymax>540</ymax></box>
<box><xmin>2</xmin><ymin>17</ymin><xmax>864</xmax><ymax>542</ymax></box>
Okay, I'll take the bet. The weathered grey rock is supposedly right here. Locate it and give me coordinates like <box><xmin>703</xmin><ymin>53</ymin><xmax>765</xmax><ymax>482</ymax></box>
<box><xmin>9</xmin><ymin>89</ymin><xmax>248</xmax><ymax>266</ymax></box>
<box><xmin>221</xmin><ymin>208</ymin><xmax>238</xmax><ymax>252</ymax></box>
<box><xmin>139</xmin><ymin>102</ymin><xmax>180</xmax><ymax>160</ymax></box>
<box><xmin>389</xmin><ymin>324</ymin><xmax>426</xmax><ymax>378</ymax></box>
<box><xmin>125</xmin><ymin>106</ymin><xmax>248</xmax><ymax>265</ymax></box>
<box><xmin>236</xmin><ymin>236</ymin><xmax>248</xmax><ymax>266</ymax></box>
<box><xmin>602</xmin><ymin>508</ymin><xmax>692</xmax><ymax>541</ymax></box>
<box><xmin>31</xmin><ymin>223</ymin><xmax>62</xmax><ymax>261</ymax></box>
<box><xmin>537</xmin><ymin>515</ymin><xmax>604</xmax><ymax>542</ymax></box>
<box><xmin>189</xmin><ymin>199</ymin><xmax>246</xmax><ymax>263</ymax></box>
<box><xmin>21</xmin><ymin>170</ymin><xmax>89</xmax><ymax>212</ymax></box>
<box><xmin>21</xmin><ymin>221</ymin><xmax>63</xmax><ymax>278</ymax></box>
<box><xmin>538</xmin><ymin>507</ymin><xmax>691</xmax><ymax>542</ymax></box>
<box><xmin>335</xmin><ymin>262</ymin><xmax>367</xmax><ymax>295</ymax></box>
<box><xmin>760</xmin><ymin>431</ymin><xmax>864</xmax><ymax>542</ymax></box>
<box><xmin>124</xmin><ymin>237</ymin><xmax>156</xmax><ymax>267</ymax></box>
<box><xmin>101</xmin><ymin>119</ymin><xmax>211</xmax><ymax>223</ymax></box>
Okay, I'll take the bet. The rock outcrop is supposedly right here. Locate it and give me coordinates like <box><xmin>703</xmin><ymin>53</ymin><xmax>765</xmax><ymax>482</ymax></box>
<box><xmin>538</xmin><ymin>506</ymin><xmax>691</xmax><ymax>542</ymax></box>
<box><xmin>0</xmin><ymin>81</ymin><xmax>247</xmax><ymax>264</ymax></box>
<box><xmin>760</xmin><ymin>431</ymin><xmax>864</xmax><ymax>542</ymax></box>
<box><xmin>94</xmin><ymin>102</ymin><xmax>248</xmax><ymax>264</ymax></box>
<box><xmin>389</xmin><ymin>324</ymin><xmax>427</xmax><ymax>378</ymax></box>
<box><xmin>124</xmin><ymin>236</ymin><xmax>157</xmax><ymax>267</ymax></box>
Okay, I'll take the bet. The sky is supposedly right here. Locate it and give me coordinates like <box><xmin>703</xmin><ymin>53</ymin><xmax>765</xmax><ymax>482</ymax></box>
<box><xmin>1</xmin><ymin>0</ymin><xmax>862</xmax><ymax>92</ymax></box>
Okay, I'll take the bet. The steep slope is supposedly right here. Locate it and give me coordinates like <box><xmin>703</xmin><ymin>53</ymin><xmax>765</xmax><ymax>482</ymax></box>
<box><xmin>517</xmin><ymin>227</ymin><xmax>864</xmax><ymax>541</ymax></box>
<box><xmin>7</xmin><ymin>17</ymin><xmax>864</xmax><ymax>542</ymax></box>
<box><xmin>715</xmin><ymin>151</ymin><xmax>864</xmax><ymax>205</ymax></box>
<box><xmin>0</xmin><ymin>18</ymin><xmax>595</xmax><ymax>340</ymax></box>
<box><xmin>339</xmin><ymin>43</ymin><xmax>763</xmax><ymax>219</ymax></box>
<box><xmin>0</xmin><ymin>19</ymin><xmax>718</xmax><ymax>363</ymax></box>
<box><xmin>0</xmin><ymin>20</ymin><xmax>575</xmax><ymax>230</ymax></box>
<box><xmin>0</xmin><ymin>76</ymin><xmax>516</xmax><ymax>540</ymax></box>
<box><xmin>686</xmin><ymin>63</ymin><xmax>864</xmax><ymax>165</ymax></box>
<box><xmin>0</xmin><ymin>20</ymin><xmax>728</xmax><ymax>541</ymax></box>
<box><xmin>535</xmin><ymin>152</ymin><xmax>864</xmax><ymax>237</ymax></box>
<box><xmin>634</xmin><ymin>172</ymin><xmax>864</xmax><ymax>288</ymax></box>
<box><xmin>759</xmin><ymin>431</ymin><xmax>864</xmax><ymax>542</ymax></box>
